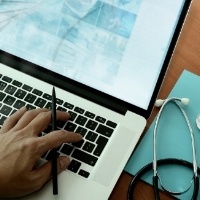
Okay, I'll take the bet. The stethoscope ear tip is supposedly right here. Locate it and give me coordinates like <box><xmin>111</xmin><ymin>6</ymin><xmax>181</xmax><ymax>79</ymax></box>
<box><xmin>181</xmin><ymin>98</ymin><xmax>189</xmax><ymax>105</ymax></box>
<box><xmin>155</xmin><ymin>97</ymin><xmax>190</xmax><ymax>108</ymax></box>
<box><xmin>155</xmin><ymin>99</ymin><xmax>164</xmax><ymax>107</ymax></box>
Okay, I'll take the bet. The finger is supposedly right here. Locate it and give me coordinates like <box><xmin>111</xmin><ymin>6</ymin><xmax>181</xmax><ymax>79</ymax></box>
<box><xmin>32</xmin><ymin>156</ymin><xmax>70</xmax><ymax>191</ymax></box>
<box><xmin>13</xmin><ymin>108</ymin><xmax>49</xmax><ymax>131</ymax></box>
<box><xmin>37</xmin><ymin>130</ymin><xmax>82</xmax><ymax>155</ymax></box>
<box><xmin>26</xmin><ymin>110</ymin><xmax>70</xmax><ymax>136</ymax></box>
<box><xmin>1</xmin><ymin>107</ymin><xmax>27</xmax><ymax>133</ymax></box>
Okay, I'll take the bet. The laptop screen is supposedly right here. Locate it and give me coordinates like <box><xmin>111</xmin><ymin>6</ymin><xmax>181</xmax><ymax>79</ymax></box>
<box><xmin>0</xmin><ymin>0</ymin><xmax>191</xmax><ymax>118</ymax></box>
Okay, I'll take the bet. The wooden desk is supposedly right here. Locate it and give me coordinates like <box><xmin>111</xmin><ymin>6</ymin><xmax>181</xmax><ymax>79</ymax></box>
<box><xmin>109</xmin><ymin>0</ymin><xmax>200</xmax><ymax>199</ymax></box>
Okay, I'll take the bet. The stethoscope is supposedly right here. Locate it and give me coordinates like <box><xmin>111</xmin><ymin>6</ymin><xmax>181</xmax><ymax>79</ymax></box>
<box><xmin>127</xmin><ymin>97</ymin><xmax>200</xmax><ymax>200</ymax></box>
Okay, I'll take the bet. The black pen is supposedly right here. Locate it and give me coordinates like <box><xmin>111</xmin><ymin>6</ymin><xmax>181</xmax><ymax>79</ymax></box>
<box><xmin>52</xmin><ymin>86</ymin><xmax>58</xmax><ymax>195</ymax></box>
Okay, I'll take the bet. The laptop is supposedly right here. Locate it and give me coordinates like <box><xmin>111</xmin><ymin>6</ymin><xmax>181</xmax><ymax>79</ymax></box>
<box><xmin>0</xmin><ymin>0</ymin><xmax>192</xmax><ymax>199</ymax></box>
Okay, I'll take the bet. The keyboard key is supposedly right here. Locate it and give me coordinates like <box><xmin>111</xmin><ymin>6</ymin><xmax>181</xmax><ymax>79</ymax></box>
<box><xmin>2</xmin><ymin>76</ymin><xmax>12</xmax><ymax>83</ymax></box>
<box><xmin>13</xmin><ymin>100</ymin><xmax>26</xmax><ymax>109</ymax></box>
<box><xmin>68</xmin><ymin>160</ymin><xmax>81</xmax><ymax>173</ymax></box>
<box><xmin>84</xmin><ymin>111</ymin><xmax>95</xmax><ymax>119</ymax></box>
<box><xmin>75</xmin><ymin>126</ymin><xmax>87</xmax><ymax>137</ymax></box>
<box><xmin>43</xmin><ymin>93</ymin><xmax>51</xmax><ymax>100</ymax></box>
<box><xmin>10</xmin><ymin>109</ymin><xmax>17</xmax><ymax>116</ymax></box>
<box><xmin>0</xmin><ymin>92</ymin><xmax>6</xmax><ymax>101</ymax></box>
<box><xmin>96</xmin><ymin>124</ymin><xmax>113</xmax><ymax>137</ymax></box>
<box><xmin>22</xmin><ymin>84</ymin><xmax>32</xmax><ymax>92</ymax></box>
<box><xmin>86</xmin><ymin>120</ymin><xmax>98</xmax><ymax>131</ymax></box>
<box><xmin>86</xmin><ymin>131</ymin><xmax>98</xmax><ymax>142</ymax></box>
<box><xmin>95</xmin><ymin>116</ymin><xmax>106</xmax><ymax>123</ymax></box>
<box><xmin>74</xmin><ymin>107</ymin><xmax>84</xmax><ymax>114</ymax></box>
<box><xmin>12</xmin><ymin>80</ymin><xmax>22</xmax><ymax>87</ymax></box>
<box><xmin>0</xmin><ymin>81</ymin><xmax>7</xmax><ymax>90</ymax></box>
<box><xmin>93</xmin><ymin>136</ymin><xmax>108</xmax><ymax>157</ymax></box>
<box><xmin>60</xmin><ymin>144</ymin><xmax>74</xmax><ymax>156</ymax></box>
<box><xmin>64</xmin><ymin>122</ymin><xmax>77</xmax><ymax>132</ymax></box>
<box><xmin>57</xmin><ymin>106</ymin><xmax>67</xmax><ymax>112</ymax></box>
<box><xmin>14</xmin><ymin>89</ymin><xmax>27</xmax><ymax>99</ymax></box>
<box><xmin>68</xmin><ymin>111</ymin><xmax>77</xmax><ymax>121</ymax></box>
<box><xmin>56</xmin><ymin>98</ymin><xmax>63</xmax><ymax>105</ymax></box>
<box><xmin>5</xmin><ymin>85</ymin><xmax>17</xmax><ymax>95</ymax></box>
<box><xmin>78</xmin><ymin>169</ymin><xmax>90</xmax><ymax>178</ymax></box>
<box><xmin>45</xmin><ymin>102</ymin><xmax>52</xmax><ymax>109</ymax></box>
<box><xmin>0</xmin><ymin>105</ymin><xmax>12</xmax><ymax>116</ymax></box>
<box><xmin>106</xmin><ymin>120</ymin><xmax>117</xmax><ymax>128</ymax></box>
<box><xmin>83</xmin><ymin>141</ymin><xmax>95</xmax><ymax>153</ymax></box>
<box><xmin>24</xmin><ymin>93</ymin><xmax>37</xmax><ymax>104</ymax></box>
<box><xmin>3</xmin><ymin>95</ymin><xmax>15</xmax><ymax>106</ymax></box>
<box><xmin>57</xmin><ymin>117</ymin><xmax>67</xmax><ymax>127</ymax></box>
<box><xmin>72</xmin><ymin>149</ymin><xmax>98</xmax><ymax>166</ymax></box>
<box><xmin>26</xmin><ymin>104</ymin><xmax>36</xmax><ymax>110</ymax></box>
<box><xmin>57</xmin><ymin>120</ymin><xmax>66</xmax><ymax>128</ymax></box>
<box><xmin>0</xmin><ymin>115</ymin><xmax>7</xmax><ymax>125</ymax></box>
<box><xmin>75</xmin><ymin>115</ymin><xmax>87</xmax><ymax>126</ymax></box>
<box><xmin>63</xmin><ymin>102</ymin><xmax>74</xmax><ymax>109</ymax></box>
<box><xmin>72</xmin><ymin>139</ymin><xmax>84</xmax><ymax>148</ymax></box>
<box><xmin>32</xmin><ymin>89</ymin><xmax>43</xmax><ymax>96</ymax></box>
<box><xmin>34</xmin><ymin>98</ymin><xmax>47</xmax><ymax>108</ymax></box>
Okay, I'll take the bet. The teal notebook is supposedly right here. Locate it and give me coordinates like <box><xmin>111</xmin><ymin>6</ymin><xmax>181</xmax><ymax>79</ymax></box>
<box><xmin>124</xmin><ymin>70</ymin><xmax>200</xmax><ymax>199</ymax></box>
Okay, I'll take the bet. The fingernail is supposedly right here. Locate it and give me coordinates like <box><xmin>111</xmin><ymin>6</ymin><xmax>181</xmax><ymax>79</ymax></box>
<box><xmin>20</xmin><ymin>106</ymin><xmax>27</xmax><ymax>111</ymax></box>
<box><xmin>59</xmin><ymin>157</ymin><xmax>69</xmax><ymax>170</ymax></box>
<box><xmin>76</xmin><ymin>133</ymin><xmax>83</xmax><ymax>138</ymax></box>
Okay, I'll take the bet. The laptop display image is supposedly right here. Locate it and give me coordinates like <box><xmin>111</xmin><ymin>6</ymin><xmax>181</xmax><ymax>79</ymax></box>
<box><xmin>0</xmin><ymin>0</ymin><xmax>192</xmax><ymax>199</ymax></box>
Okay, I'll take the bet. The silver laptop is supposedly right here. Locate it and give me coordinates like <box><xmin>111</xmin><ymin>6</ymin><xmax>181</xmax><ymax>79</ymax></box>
<box><xmin>0</xmin><ymin>0</ymin><xmax>192</xmax><ymax>199</ymax></box>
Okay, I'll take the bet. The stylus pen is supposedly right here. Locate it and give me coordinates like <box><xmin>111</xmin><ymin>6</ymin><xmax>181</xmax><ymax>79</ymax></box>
<box><xmin>51</xmin><ymin>86</ymin><xmax>58</xmax><ymax>195</ymax></box>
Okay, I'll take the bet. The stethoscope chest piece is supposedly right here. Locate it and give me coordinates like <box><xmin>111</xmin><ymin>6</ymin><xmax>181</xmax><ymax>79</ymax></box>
<box><xmin>196</xmin><ymin>114</ymin><xmax>200</xmax><ymax>130</ymax></box>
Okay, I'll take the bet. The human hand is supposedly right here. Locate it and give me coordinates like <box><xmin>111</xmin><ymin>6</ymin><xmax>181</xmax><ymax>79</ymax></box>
<box><xmin>0</xmin><ymin>107</ymin><xmax>82</xmax><ymax>198</ymax></box>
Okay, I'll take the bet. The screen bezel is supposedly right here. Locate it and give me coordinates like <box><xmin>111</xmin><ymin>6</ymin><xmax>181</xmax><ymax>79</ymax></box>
<box><xmin>0</xmin><ymin>0</ymin><xmax>192</xmax><ymax>119</ymax></box>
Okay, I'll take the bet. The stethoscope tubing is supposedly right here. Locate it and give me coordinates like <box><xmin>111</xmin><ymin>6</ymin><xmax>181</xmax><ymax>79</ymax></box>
<box><xmin>127</xmin><ymin>158</ymin><xmax>200</xmax><ymax>200</ymax></box>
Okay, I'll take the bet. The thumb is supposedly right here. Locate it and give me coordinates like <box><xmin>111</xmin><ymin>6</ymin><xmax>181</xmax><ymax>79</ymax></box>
<box><xmin>34</xmin><ymin>157</ymin><xmax>70</xmax><ymax>189</ymax></box>
<box><xmin>57</xmin><ymin>156</ymin><xmax>70</xmax><ymax>173</ymax></box>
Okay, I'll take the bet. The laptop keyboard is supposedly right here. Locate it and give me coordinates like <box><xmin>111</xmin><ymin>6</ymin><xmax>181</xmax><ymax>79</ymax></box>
<box><xmin>0</xmin><ymin>73</ymin><xmax>117</xmax><ymax>179</ymax></box>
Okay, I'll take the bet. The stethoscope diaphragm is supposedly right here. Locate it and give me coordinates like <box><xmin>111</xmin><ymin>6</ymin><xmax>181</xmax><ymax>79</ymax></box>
<box><xmin>196</xmin><ymin>114</ymin><xmax>200</xmax><ymax>130</ymax></box>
